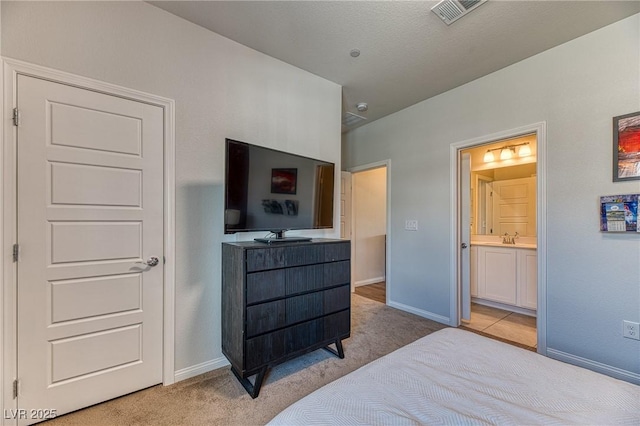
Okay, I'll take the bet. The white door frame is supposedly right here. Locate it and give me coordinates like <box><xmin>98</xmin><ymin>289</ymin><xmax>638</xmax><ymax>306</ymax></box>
<box><xmin>449</xmin><ymin>122</ymin><xmax>547</xmax><ymax>354</ymax></box>
<box><xmin>348</xmin><ymin>160</ymin><xmax>391</xmax><ymax>304</ymax></box>
<box><xmin>1</xmin><ymin>58</ymin><xmax>176</xmax><ymax>420</ymax></box>
<box><xmin>340</xmin><ymin>171</ymin><xmax>352</xmax><ymax>241</ymax></box>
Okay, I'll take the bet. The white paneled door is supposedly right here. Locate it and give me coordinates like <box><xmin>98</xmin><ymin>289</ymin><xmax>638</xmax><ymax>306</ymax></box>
<box><xmin>16</xmin><ymin>75</ymin><xmax>164</xmax><ymax>421</ymax></box>
<box><xmin>491</xmin><ymin>177</ymin><xmax>536</xmax><ymax>236</ymax></box>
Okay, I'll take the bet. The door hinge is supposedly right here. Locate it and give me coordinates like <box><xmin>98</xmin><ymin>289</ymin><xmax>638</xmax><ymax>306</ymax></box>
<box><xmin>12</xmin><ymin>244</ymin><xmax>19</xmax><ymax>262</ymax></box>
<box><xmin>13</xmin><ymin>379</ymin><xmax>18</xmax><ymax>399</ymax></box>
<box><xmin>12</xmin><ymin>108</ymin><xmax>20</xmax><ymax>127</ymax></box>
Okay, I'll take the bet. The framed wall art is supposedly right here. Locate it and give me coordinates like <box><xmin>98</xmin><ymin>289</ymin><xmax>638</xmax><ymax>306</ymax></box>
<box><xmin>613</xmin><ymin>111</ymin><xmax>640</xmax><ymax>182</ymax></box>
<box><xmin>600</xmin><ymin>194</ymin><xmax>638</xmax><ymax>232</ymax></box>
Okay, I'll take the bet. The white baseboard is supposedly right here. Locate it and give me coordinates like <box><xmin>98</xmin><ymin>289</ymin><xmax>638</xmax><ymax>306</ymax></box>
<box><xmin>547</xmin><ymin>348</ymin><xmax>640</xmax><ymax>385</ymax></box>
<box><xmin>387</xmin><ymin>300</ymin><xmax>450</xmax><ymax>325</ymax></box>
<box><xmin>354</xmin><ymin>276</ymin><xmax>385</xmax><ymax>287</ymax></box>
<box><xmin>174</xmin><ymin>356</ymin><xmax>229</xmax><ymax>383</ymax></box>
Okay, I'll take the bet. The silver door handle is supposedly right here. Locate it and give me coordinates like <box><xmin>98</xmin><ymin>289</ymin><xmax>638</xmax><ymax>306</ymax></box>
<box><xmin>461</xmin><ymin>243</ymin><xmax>468</xmax><ymax>249</ymax></box>
<box><xmin>136</xmin><ymin>256</ymin><xmax>159</xmax><ymax>267</ymax></box>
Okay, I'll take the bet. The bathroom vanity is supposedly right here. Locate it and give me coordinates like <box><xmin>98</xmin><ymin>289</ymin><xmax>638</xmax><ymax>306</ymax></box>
<box><xmin>470</xmin><ymin>241</ymin><xmax>537</xmax><ymax>314</ymax></box>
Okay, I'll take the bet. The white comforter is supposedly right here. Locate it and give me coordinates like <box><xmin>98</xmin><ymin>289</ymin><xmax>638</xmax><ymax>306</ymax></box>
<box><xmin>269</xmin><ymin>328</ymin><xmax>640</xmax><ymax>425</ymax></box>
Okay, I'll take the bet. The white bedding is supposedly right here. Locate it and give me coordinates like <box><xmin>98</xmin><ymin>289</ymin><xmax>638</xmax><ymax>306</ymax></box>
<box><xmin>269</xmin><ymin>328</ymin><xmax>640</xmax><ymax>425</ymax></box>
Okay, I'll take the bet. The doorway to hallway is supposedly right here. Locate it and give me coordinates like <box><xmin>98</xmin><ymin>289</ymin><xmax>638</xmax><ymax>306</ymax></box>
<box><xmin>349</xmin><ymin>162</ymin><xmax>389</xmax><ymax>304</ymax></box>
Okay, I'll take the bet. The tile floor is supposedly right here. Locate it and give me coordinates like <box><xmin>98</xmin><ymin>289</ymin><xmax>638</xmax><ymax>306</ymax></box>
<box><xmin>463</xmin><ymin>303</ymin><xmax>537</xmax><ymax>349</ymax></box>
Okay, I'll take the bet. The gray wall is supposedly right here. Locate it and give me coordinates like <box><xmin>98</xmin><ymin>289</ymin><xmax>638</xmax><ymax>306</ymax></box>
<box><xmin>344</xmin><ymin>14</ymin><xmax>640</xmax><ymax>378</ymax></box>
<box><xmin>2</xmin><ymin>1</ymin><xmax>341</xmax><ymax>373</ymax></box>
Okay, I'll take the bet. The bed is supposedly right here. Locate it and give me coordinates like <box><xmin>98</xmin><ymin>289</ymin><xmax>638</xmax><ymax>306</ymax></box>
<box><xmin>269</xmin><ymin>328</ymin><xmax>640</xmax><ymax>425</ymax></box>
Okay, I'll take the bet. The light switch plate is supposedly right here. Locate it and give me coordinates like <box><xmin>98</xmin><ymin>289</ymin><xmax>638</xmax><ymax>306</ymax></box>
<box><xmin>405</xmin><ymin>220</ymin><xmax>418</xmax><ymax>231</ymax></box>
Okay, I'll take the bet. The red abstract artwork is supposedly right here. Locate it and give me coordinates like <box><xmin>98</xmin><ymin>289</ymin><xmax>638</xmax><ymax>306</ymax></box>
<box><xmin>614</xmin><ymin>112</ymin><xmax>640</xmax><ymax>181</ymax></box>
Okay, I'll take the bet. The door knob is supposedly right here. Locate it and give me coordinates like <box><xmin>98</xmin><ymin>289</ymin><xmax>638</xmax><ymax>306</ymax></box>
<box><xmin>136</xmin><ymin>256</ymin><xmax>160</xmax><ymax>267</ymax></box>
<box><xmin>461</xmin><ymin>243</ymin><xmax>468</xmax><ymax>249</ymax></box>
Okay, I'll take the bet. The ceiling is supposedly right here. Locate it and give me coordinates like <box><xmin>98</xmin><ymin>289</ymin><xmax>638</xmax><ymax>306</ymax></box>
<box><xmin>149</xmin><ymin>1</ymin><xmax>640</xmax><ymax>132</ymax></box>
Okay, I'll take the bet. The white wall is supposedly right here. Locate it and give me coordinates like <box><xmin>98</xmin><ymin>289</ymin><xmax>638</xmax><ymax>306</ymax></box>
<box><xmin>353</xmin><ymin>167</ymin><xmax>386</xmax><ymax>286</ymax></box>
<box><xmin>344</xmin><ymin>14</ymin><xmax>640</xmax><ymax>379</ymax></box>
<box><xmin>2</xmin><ymin>1</ymin><xmax>341</xmax><ymax>375</ymax></box>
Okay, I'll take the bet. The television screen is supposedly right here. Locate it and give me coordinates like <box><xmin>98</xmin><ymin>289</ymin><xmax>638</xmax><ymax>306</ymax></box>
<box><xmin>224</xmin><ymin>139</ymin><xmax>335</xmax><ymax>235</ymax></box>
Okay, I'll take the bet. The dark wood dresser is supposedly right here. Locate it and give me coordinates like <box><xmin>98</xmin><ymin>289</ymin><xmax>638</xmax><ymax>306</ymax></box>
<box><xmin>221</xmin><ymin>238</ymin><xmax>351</xmax><ymax>398</ymax></box>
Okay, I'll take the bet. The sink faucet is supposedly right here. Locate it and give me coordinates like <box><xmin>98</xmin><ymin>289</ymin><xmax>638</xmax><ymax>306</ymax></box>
<box><xmin>502</xmin><ymin>232</ymin><xmax>519</xmax><ymax>245</ymax></box>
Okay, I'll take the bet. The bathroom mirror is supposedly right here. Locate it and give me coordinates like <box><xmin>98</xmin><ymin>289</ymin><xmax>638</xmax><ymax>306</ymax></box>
<box><xmin>471</xmin><ymin>164</ymin><xmax>537</xmax><ymax>237</ymax></box>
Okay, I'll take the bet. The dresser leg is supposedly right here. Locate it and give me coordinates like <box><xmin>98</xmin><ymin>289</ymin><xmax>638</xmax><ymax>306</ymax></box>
<box><xmin>231</xmin><ymin>366</ymin><xmax>268</xmax><ymax>399</ymax></box>
<box><xmin>323</xmin><ymin>339</ymin><xmax>345</xmax><ymax>359</ymax></box>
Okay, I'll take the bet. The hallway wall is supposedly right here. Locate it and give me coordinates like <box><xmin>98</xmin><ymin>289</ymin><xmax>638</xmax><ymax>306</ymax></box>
<box><xmin>353</xmin><ymin>167</ymin><xmax>387</xmax><ymax>286</ymax></box>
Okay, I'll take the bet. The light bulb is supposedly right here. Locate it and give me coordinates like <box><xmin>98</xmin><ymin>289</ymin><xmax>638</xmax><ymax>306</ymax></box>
<box><xmin>483</xmin><ymin>151</ymin><xmax>495</xmax><ymax>163</ymax></box>
<box><xmin>518</xmin><ymin>144</ymin><xmax>531</xmax><ymax>157</ymax></box>
<box><xmin>500</xmin><ymin>147</ymin><xmax>513</xmax><ymax>160</ymax></box>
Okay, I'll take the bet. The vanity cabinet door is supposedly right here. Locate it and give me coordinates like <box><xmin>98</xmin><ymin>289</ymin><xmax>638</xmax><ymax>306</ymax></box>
<box><xmin>517</xmin><ymin>249</ymin><xmax>537</xmax><ymax>310</ymax></box>
<box><xmin>477</xmin><ymin>246</ymin><xmax>517</xmax><ymax>305</ymax></box>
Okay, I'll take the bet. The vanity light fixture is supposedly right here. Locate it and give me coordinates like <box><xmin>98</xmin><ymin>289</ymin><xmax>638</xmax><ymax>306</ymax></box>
<box><xmin>483</xmin><ymin>142</ymin><xmax>532</xmax><ymax>163</ymax></box>
<box><xmin>518</xmin><ymin>143</ymin><xmax>532</xmax><ymax>157</ymax></box>
<box><xmin>500</xmin><ymin>147</ymin><xmax>514</xmax><ymax>160</ymax></box>
<box><xmin>483</xmin><ymin>150</ymin><xmax>495</xmax><ymax>162</ymax></box>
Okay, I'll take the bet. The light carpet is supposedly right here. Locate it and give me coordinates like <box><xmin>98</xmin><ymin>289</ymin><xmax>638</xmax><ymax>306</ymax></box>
<box><xmin>47</xmin><ymin>294</ymin><xmax>446</xmax><ymax>425</ymax></box>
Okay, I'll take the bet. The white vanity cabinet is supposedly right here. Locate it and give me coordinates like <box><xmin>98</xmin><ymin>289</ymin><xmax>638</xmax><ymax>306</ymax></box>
<box><xmin>475</xmin><ymin>245</ymin><xmax>536</xmax><ymax>310</ymax></box>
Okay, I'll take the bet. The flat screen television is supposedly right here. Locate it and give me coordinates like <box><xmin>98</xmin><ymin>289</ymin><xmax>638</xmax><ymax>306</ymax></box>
<box><xmin>224</xmin><ymin>138</ymin><xmax>335</xmax><ymax>243</ymax></box>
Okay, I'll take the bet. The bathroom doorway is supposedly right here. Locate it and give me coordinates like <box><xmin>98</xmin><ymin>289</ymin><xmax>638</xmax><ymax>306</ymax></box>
<box><xmin>453</xmin><ymin>126</ymin><xmax>546</xmax><ymax>352</ymax></box>
<box><xmin>349</xmin><ymin>162</ymin><xmax>389</xmax><ymax>305</ymax></box>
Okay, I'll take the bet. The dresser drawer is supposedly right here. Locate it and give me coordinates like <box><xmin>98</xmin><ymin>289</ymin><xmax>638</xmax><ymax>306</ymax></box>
<box><xmin>286</xmin><ymin>292</ymin><xmax>323</xmax><ymax>325</ymax></box>
<box><xmin>285</xmin><ymin>245</ymin><xmax>325</xmax><ymax>267</ymax></box>
<box><xmin>246</xmin><ymin>244</ymin><xmax>331</xmax><ymax>272</ymax></box>
<box><xmin>324</xmin><ymin>310</ymin><xmax>350</xmax><ymax>340</ymax></box>
<box><xmin>246</xmin><ymin>329</ymin><xmax>285</xmax><ymax>371</ymax></box>
<box><xmin>285</xmin><ymin>264</ymin><xmax>324</xmax><ymax>295</ymax></box>
<box><xmin>324</xmin><ymin>285</ymin><xmax>350</xmax><ymax>314</ymax></box>
<box><xmin>247</xmin><ymin>269</ymin><xmax>285</xmax><ymax>304</ymax></box>
<box><xmin>285</xmin><ymin>319</ymin><xmax>323</xmax><ymax>353</ymax></box>
<box><xmin>246</xmin><ymin>300</ymin><xmax>285</xmax><ymax>337</ymax></box>
<box><xmin>323</xmin><ymin>261</ymin><xmax>350</xmax><ymax>288</ymax></box>
<box><xmin>324</xmin><ymin>242</ymin><xmax>350</xmax><ymax>262</ymax></box>
<box><xmin>246</xmin><ymin>247</ymin><xmax>286</xmax><ymax>272</ymax></box>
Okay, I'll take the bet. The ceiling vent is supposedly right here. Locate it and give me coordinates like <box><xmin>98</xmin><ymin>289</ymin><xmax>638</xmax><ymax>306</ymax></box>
<box><xmin>342</xmin><ymin>112</ymin><xmax>367</xmax><ymax>128</ymax></box>
<box><xmin>431</xmin><ymin>0</ymin><xmax>487</xmax><ymax>25</ymax></box>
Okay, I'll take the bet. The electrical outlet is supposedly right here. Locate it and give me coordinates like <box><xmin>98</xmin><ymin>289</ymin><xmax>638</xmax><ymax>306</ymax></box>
<box><xmin>622</xmin><ymin>320</ymin><xmax>640</xmax><ymax>340</ymax></box>
<box><xmin>405</xmin><ymin>220</ymin><xmax>418</xmax><ymax>231</ymax></box>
